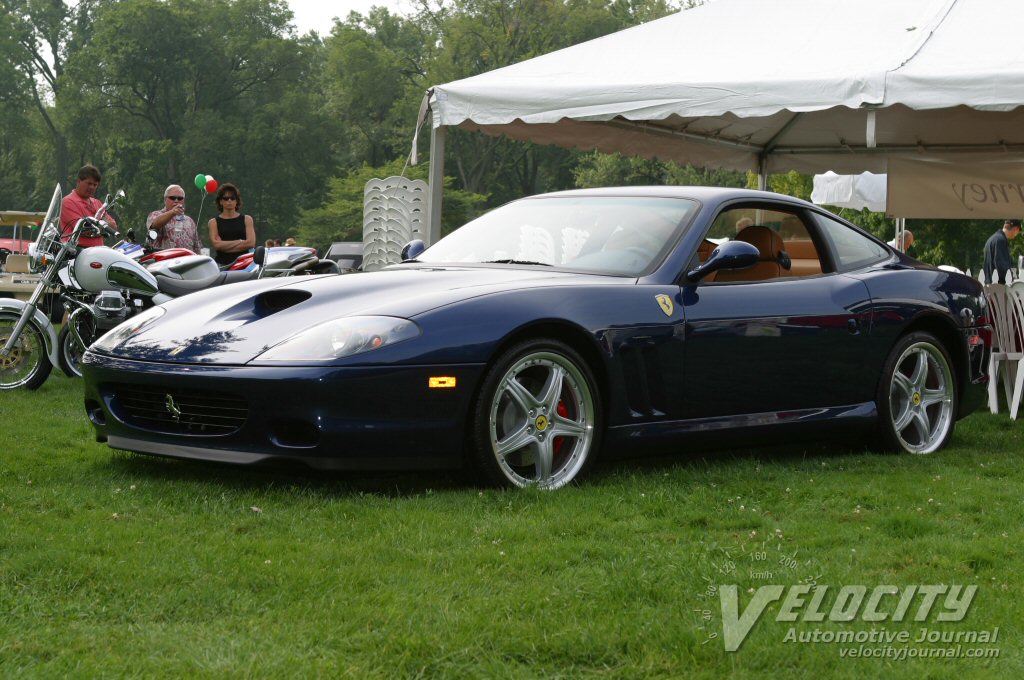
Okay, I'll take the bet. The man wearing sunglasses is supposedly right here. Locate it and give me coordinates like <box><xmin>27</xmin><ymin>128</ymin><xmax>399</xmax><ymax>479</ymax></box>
<box><xmin>146</xmin><ymin>184</ymin><xmax>203</xmax><ymax>253</ymax></box>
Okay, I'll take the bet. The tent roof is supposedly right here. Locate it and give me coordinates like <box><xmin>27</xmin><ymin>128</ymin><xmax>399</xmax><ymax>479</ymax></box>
<box><xmin>429</xmin><ymin>0</ymin><xmax>1024</xmax><ymax>174</ymax></box>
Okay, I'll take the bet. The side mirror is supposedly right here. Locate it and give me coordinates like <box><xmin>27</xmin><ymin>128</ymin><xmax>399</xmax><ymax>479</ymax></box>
<box><xmin>685</xmin><ymin>240</ymin><xmax>760</xmax><ymax>282</ymax></box>
<box><xmin>147</xmin><ymin>229</ymin><xmax>158</xmax><ymax>243</ymax></box>
<box><xmin>126</xmin><ymin>228</ymin><xmax>137</xmax><ymax>242</ymax></box>
<box><xmin>401</xmin><ymin>239</ymin><xmax>425</xmax><ymax>261</ymax></box>
<box><xmin>253</xmin><ymin>245</ymin><xmax>266</xmax><ymax>266</ymax></box>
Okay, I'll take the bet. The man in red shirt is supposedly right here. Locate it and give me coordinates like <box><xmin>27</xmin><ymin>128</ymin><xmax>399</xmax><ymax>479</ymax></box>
<box><xmin>60</xmin><ymin>164</ymin><xmax>117</xmax><ymax>247</ymax></box>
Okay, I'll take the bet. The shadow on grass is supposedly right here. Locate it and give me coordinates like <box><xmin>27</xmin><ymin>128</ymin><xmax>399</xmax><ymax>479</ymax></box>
<box><xmin>90</xmin><ymin>430</ymin><xmax>888</xmax><ymax>498</ymax></box>
<box><xmin>94</xmin><ymin>449</ymin><xmax>474</xmax><ymax>497</ymax></box>
<box><xmin>588</xmin><ymin>435</ymin><xmax>888</xmax><ymax>483</ymax></box>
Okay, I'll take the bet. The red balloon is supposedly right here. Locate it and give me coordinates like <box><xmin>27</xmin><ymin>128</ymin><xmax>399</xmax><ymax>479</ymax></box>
<box><xmin>205</xmin><ymin>178</ymin><xmax>218</xmax><ymax>193</ymax></box>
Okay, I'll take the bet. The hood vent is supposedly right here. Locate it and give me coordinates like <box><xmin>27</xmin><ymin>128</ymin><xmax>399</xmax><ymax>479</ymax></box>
<box><xmin>254</xmin><ymin>289</ymin><xmax>312</xmax><ymax>316</ymax></box>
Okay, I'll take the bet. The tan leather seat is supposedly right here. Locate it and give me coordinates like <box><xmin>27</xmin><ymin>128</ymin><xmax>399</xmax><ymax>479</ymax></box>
<box><xmin>784</xmin><ymin>239</ymin><xmax>822</xmax><ymax>276</ymax></box>
<box><xmin>3</xmin><ymin>254</ymin><xmax>30</xmax><ymax>273</ymax></box>
<box><xmin>714</xmin><ymin>226</ymin><xmax>790</xmax><ymax>282</ymax></box>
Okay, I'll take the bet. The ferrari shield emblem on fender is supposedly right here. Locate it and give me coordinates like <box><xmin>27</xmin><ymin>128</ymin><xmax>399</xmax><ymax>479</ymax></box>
<box><xmin>655</xmin><ymin>294</ymin><xmax>674</xmax><ymax>317</ymax></box>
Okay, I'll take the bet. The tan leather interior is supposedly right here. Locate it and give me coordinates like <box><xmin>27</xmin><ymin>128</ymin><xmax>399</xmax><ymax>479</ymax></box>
<box><xmin>783</xmin><ymin>239</ymin><xmax>822</xmax><ymax>276</ymax></box>
<box><xmin>714</xmin><ymin>226</ymin><xmax>790</xmax><ymax>282</ymax></box>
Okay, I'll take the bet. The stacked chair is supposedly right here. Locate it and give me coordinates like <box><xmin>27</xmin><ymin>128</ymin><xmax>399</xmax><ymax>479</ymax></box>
<box><xmin>981</xmin><ymin>270</ymin><xmax>1024</xmax><ymax>418</ymax></box>
<box><xmin>362</xmin><ymin>177</ymin><xmax>428</xmax><ymax>271</ymax></box>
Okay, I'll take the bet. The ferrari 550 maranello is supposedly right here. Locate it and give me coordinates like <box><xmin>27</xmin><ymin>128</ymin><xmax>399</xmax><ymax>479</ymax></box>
<box><xmin>81</xmin><ymin>187</ymin><xmax>992</xmax><ymax>489</ymax></box>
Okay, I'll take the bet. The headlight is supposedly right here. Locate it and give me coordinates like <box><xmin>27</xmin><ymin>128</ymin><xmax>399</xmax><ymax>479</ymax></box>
<box><xmin>92</xmin><ymin>306</ymin><xmax>167</xmax><ymax>353</ymax></box>
<box><xmin>258</xmin><ymin>316</ymin><xmax>420</xmax><ymax>361</ymax></box>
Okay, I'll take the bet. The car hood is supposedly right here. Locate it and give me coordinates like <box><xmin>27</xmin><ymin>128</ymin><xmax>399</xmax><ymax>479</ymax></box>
<box><xmin>94</xmin><ymin>265</ymin><xmax>620</xmax><ymax>364</ymax></box>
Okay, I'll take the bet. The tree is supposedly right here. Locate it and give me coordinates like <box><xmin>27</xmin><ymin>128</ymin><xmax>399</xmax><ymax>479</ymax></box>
<box><xmin>0</xmin><ymin>0</ymin><xmax>101</xmax><ymax>184</ymax></box>
<box><xmin>574</xmin><ymin>151</ymin><xmax>745</xmax><ymax>188</ymax></box>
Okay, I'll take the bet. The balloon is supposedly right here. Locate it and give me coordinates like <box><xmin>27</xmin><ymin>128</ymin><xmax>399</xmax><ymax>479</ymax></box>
<box><xmin>205</xmin><ymin>178</ymin><xmax>218</xmax><ymax>193</ymax></box>
<box><xmin>194</xmin><ymin>173</ymin><xmax>206</xmax><ymax>189</ymax></box>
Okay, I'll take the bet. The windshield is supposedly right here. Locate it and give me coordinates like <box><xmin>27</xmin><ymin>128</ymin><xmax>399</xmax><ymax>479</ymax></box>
<box><xmin>418</xmin><ymin>196</ymin><xmax>699</xmax><ymax>276</ymax></box>
<box><xmin>33</xmin><ymin>184</ymin><xmax>62</xmax><ymax>248</ymax></box>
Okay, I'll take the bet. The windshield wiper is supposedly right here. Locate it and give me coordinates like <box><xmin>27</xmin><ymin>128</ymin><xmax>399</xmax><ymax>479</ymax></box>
<box><xmin>482</xmin><ymin>259</ymin><xmax>552</xmax><ymax>266</ymax></box>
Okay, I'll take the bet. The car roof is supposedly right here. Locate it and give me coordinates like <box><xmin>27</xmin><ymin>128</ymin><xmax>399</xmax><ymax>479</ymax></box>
<box><xmin>527</xmin><ymin>185</ymin><xmax>813</xmax><ymax>208</ymax></box>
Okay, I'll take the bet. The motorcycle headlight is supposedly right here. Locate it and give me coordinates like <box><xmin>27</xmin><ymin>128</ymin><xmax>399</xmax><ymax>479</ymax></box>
<box><xmin>258</xmin><ymin>316</ymin><xmax>420</xmax><ymax>361</ymax></box>
<box><xmin>91</xmin><ymin>305</ymin><xmax>167</xmax><ymax>353</ymax></box>
<box><xmin>27</xmin><ymin>243</ymin><xmax>43</xmax><ymax>272</ymax></box>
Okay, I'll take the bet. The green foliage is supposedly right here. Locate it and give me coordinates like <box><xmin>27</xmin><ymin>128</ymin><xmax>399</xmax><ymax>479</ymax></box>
<box><xmin>575</xmin><ymin>151</ymin><xmax>746</xmax><ymax>188</ymax></box>
<box><xmin>295</xmin><ymin>158</ymin><xmax>487</xmax><ymax>249</ymax></box>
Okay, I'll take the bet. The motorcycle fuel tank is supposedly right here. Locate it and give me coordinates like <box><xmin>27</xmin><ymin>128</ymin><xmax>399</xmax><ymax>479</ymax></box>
<box><xmin>73</xmin><ymin>247</ymin><xmax>159</xmax><ymax>296</ymax></box>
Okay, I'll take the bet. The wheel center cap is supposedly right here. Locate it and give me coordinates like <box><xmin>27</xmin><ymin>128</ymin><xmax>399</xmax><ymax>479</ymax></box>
<box><xmin>912</xmin><ymin>392</ymin><xmax>921</xmax><ymax>406</ymax></box>
<box><xmin>535</xmin><ymin>415</ymin><xmax>549</xmax><ymax>432</ymax></box>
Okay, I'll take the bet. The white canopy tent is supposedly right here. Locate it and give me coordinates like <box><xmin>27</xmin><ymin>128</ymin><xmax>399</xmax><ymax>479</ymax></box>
<box><xmin>419</xmin><ymin>0</ymin><xmax>1024</xmax><ymax>241</ymax></box>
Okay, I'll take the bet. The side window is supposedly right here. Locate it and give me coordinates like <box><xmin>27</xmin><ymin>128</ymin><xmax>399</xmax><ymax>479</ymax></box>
<box><xmin>699</xmin><ymin>206</ymin><xmax>825</xmax><ymax>281</ymax></box>
<box><xmin>811</xmin><ymin>212</ymin><xmax>888</xmax><ymax>271</ymax></box>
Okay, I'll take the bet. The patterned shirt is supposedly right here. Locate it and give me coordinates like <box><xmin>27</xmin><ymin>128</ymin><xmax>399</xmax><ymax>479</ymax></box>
<box><xmin>146</xmin><ymin>210</ymin><xmax>203</xmax><ymax>253</ymax></box>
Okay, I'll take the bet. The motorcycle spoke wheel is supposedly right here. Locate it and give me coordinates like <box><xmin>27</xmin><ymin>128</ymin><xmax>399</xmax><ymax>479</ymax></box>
<box><xmin>0</xmin><ymin>315</ymin><xmax>53</xmax><ymax>390</ymax></box>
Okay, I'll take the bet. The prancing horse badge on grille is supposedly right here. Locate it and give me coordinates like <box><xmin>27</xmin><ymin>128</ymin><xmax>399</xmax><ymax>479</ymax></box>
<box><xmin>165</xmin><ymin>394</ymin><xmax>182</xmax><ymax>422</ymax></box>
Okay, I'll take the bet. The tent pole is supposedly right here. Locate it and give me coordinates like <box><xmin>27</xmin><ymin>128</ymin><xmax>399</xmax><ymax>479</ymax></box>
<box><xmin>428</xmin><ymin>125</ymin><xmax>446</xmax><ymax>246</ymax></box>
<box><xmin>756</xmin><ymin>154</ymin><xmax>767</xmax><ymax>191</ymax></box>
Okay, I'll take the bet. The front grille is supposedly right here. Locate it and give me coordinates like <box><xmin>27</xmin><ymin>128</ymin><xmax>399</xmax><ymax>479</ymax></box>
<box><xmin>113</xmin><ymin>384</ymin><xmax>248</xmax><ymax>435</ymax></box>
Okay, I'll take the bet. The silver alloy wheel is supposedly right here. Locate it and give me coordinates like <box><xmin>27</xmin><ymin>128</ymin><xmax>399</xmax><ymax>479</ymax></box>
<box><xmin>488</xmin><ymin>350</ymin><xmax>596</xmax><ymax>489</ymax></box>
<box><xmin>888</xmin><ymin>340</ymin><xmax>955</xmax><ymax>454</ymax></box>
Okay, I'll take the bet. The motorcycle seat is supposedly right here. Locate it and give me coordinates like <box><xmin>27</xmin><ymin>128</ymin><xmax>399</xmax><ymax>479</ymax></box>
<box><xmin>155</xmin><ymin>269</ymin><xmax>257</xmax><ymax>297</ymax></box>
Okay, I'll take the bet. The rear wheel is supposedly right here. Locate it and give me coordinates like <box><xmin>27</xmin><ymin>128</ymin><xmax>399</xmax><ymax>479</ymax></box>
<box><xmin>471</xmin><ymin>338</ymin><xmax>601</xmax><ymax>489</ymax></box>
<box><xmin>0</xmin><ymin>312</ymin><xmax>53</xmax><ymax>390</ymax></box>
<box><xmin>877</xmin><ymin>331</ymin><xmax>956</xmax><ymax>454</ymax></box>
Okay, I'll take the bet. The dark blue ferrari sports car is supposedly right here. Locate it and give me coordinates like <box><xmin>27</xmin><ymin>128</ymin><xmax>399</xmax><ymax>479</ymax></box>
<box><xmin>81</xmin><ymin>187</ymin><xmax>991</xmax><ymax>489</ymax></box>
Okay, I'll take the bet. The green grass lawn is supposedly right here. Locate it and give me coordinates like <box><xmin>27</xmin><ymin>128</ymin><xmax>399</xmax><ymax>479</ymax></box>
<box><xmin>1</xmin><ymin>374</ymin><xmax>1021</xmax><ymax>678</ymax></box>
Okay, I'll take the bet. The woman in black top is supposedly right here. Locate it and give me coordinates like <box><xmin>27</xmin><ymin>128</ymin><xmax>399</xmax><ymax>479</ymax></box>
<box><xmin>208</xmin><ymin>183</ymin><xmax>256</xmax><ymax>266</ymax></box>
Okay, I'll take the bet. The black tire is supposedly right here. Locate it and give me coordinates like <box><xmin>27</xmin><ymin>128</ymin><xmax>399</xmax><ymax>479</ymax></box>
<box><xmin>471</xmin><ymin>338</ymin><xmax>602</xmax><ymax>489</ymax></box>
<box><xmin>58</xmin><ymin>324</ymin><xmax>86</xmax><ymax>378</ymax></box>
<box><xmin>876</xmin><ymin>331</ymin><xmax>957</xmax><ymax>454</ymax></box>
<box><xmin>0</xmin><ymin>312</ymin><xmax>53</xmax><ymax>390</ymax></box>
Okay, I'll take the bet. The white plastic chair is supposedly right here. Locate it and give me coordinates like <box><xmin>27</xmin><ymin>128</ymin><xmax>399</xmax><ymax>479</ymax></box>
<box><xmin>986</xmin><ymin>279</ymin><xmax>1024</xmax><ymax>417</ymax></box>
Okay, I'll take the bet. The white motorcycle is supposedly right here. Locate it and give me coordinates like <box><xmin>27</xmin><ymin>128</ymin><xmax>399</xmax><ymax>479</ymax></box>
<box><xmin>0</xmin><ymin>185</ymin><xmax>158</xmax><ymax>390</ymax></box>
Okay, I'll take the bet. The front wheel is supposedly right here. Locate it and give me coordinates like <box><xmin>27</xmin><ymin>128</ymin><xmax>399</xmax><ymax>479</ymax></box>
<box><xmin>877</xmin><ymin>332</ymin><xmax>957</xmax><ymax>454</ymax></box>
<box><xmin>471</xmin><ymin>338</ymin><xmax>602</xmax><ymax>489</ymax></box>
<box><xmin>0</xmin><ymin>312</ymin><xmax>53</xmax><ymax>390</ymax></box>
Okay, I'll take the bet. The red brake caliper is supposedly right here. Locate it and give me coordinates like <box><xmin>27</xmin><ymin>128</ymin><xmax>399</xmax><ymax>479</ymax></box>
<box><xmin>552</xmin><ymin>399</ymin><xmax>568</xmax><ymax>457</ymax></box>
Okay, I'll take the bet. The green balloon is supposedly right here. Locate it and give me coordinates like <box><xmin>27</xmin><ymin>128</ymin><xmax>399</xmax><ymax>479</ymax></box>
<box><xmin>194</xmin><ymin>173</ymin><xmax>206</xmax><ymax>189</ymax></box>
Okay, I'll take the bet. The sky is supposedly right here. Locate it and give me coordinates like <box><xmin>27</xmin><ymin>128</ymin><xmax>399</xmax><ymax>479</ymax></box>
<box><xmin>286</xmin><ymin>0</ymin><xmax>412</xmax><ymax>35</ymax></box>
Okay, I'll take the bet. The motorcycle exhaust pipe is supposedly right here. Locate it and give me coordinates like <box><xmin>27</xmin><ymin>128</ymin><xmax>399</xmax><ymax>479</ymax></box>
<box><xmin>66</xmin><ymin>306</ymin><xmax>90</xmax><ymax>354</ymax></box>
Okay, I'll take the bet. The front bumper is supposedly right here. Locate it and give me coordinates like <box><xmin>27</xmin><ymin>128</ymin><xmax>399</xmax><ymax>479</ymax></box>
<box><xmin>82</xmin><ymin>351</ymin><xmax>485</xmax><ymax>470</ymax></box>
